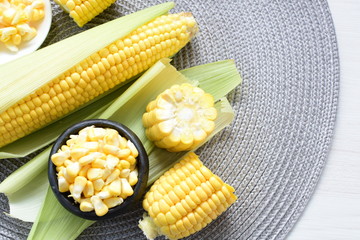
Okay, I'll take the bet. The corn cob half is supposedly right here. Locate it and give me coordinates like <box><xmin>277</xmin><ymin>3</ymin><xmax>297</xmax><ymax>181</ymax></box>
<box><xmin>139</xmin><ymin>152</ymin><xmax>237</xmax><ymax>240</ymax></box>
<box><xmin>54</xmin><ymin>0</ymin><xmax>116</xmax><ymax>27</ymax></box>
<box><xmin>143</xmin><ymin>83</ymin><xmax>217</xmax><ymax>152</ymax></box>
<box><xmin>0</xmin><ymin>13</ymin><xmax>198</xmax><ymax>148</ymax></box>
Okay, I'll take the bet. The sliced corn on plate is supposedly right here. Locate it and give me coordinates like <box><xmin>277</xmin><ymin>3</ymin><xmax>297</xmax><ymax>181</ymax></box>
<box><xmin>0</xmin><ymin>0</ymin><xmax>51</xmax><ymax>63</ymax></box>
<box><xmin>0</xmin><ymin>0</ymin><xmax>45</xmax><ymax>51</ymax></box>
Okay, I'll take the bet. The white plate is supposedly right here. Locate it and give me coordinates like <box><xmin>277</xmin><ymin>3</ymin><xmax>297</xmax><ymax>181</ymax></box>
<box><xmin>0</xmin><ymin>0</ymin><xmax>52</xmax><ymax>65</ymax></box>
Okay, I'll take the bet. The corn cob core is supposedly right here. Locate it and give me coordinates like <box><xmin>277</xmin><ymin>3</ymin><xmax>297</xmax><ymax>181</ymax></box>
<box><xmin>142</xmin><ymin>83</ymin><xmax>217</xmax><ymax>152</ymax></box>
<box><xmin>54</xmin><ymin>0</ymin><xmax>116</xmax><ymax>27</ymax></box>
<box><xmin>0</xmin><ymin>13</ymin><xmax>198</xmax><ymax>148</ymax></box>
<box><xmin>139</xmin><ymin>152</ymin><xmax>237</xmax><ymax>240</ymax></box>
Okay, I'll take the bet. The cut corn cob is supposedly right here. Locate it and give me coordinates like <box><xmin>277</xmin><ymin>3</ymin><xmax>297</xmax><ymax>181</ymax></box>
<box><xmin>0</xmin><ymin>13</ymin><xmax>198</xmax><ymax>148</ymax></box>
<box><xmin>54</xmin><ymin>0</ymin><xmax>116</xmax><ymax>27</ymax></box>
<box><xmin>139</xmin><ymin>152</ymin><xmax>237</xmax><ymax>240</ymax></box>
<box><xmin>143</xmin><ymin>83</ymin><xmax>217</xmax><ymax>152</ymax></box>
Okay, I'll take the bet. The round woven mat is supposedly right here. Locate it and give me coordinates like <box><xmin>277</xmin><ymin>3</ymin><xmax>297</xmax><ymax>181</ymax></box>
<box><xmin>0</xmin><ymin>0</ymin><xmax>340</xmax><ymax>239</ymax></box>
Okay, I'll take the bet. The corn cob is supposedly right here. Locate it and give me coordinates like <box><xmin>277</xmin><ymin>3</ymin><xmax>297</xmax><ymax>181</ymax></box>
<box><xmin>139</xmin><ymin>152</ymin><xmax>237</xmax><ymax>240</ymax></box>
<box><xmin>0</xmin><ymin>13</ymin><xmax>198</xmax><ymax>148</ymax></box>
<box><xmin>54</xmin><ymin>0</ymin><xmax>115</xmax><ymax>27</ymax></box>
<box><xmin>142</xmin><ymin>83</ymin><xmax>217</xmax><ymax>152</ymax></box>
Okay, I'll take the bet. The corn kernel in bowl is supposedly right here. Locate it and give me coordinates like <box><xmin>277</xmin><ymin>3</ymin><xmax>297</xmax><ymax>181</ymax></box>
<box><xmin>51</xmin><ymin>125</ymin><xmax>139</xmax><ymax>217</ymax></box>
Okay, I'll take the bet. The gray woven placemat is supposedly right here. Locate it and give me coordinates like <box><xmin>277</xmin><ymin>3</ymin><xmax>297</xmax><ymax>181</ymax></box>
<box><xmin>0</xmin><ymin>0</ymin><xmax>340</xmax><ymax>239</ymax></box>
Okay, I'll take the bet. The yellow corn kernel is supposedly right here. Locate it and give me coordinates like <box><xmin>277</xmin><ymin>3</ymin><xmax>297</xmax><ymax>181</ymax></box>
<box><xmin>93</xmin><ymin>178</ymin><xmax>105</xmax><ymax>191</ymax></box>
<box><xmin>80</xmin><ymin>142</ymin><xmax>99</xmax><ymax>152</ymax></box>
<box><xmin>61</xmin><ymin>167</ymin><xmax>75</xmax><ymax>183</ymax></box>
<box><xmin>87</xmin><ymin>168</ymin><xmax>104</xmax><ymax>181</ymax></box>
<box><xmin>120</xmin><ymin>168</ymin><xmax>130</xmax><ymax>178</ymax></box>
<box><xmin>80</xmin><ymin>198</ymin><xmax>94</xmax><ymax>212</ymax></box>
<box><xmin>105</xmin><ymin>168</ymin><xmax>120</xmax><ymax>185</ymax></box>
<box><xmin>88</xmin><ymin>127</ymin><xmax>106</xmax><ymax>141</ymax></box>
<box><xmin>120</xmin><ymin>178</ymin><xmax>134</xmax><ymax>198</ymax></box>
<box><xmin>78</xmin><ymin>164</ymin><xmax>90</xmax><ymax>177</ymax></box>
<box><xmin>61</xmin><ymin>145</ymin><xmax>70</xmax><ymax>152</ymax></box>
<box><xmin>119</xmin><ymin>136</ymin><xmax>127</xmax><ymax>149</ymax></box>
<box><xmin>127</xmin><ymin>140</ymin><xmax>138</xmax><ymax>157</ymax></box>
<box><xmin>118</xmin><ymin>159</ymin><xmax>130</xmax><ymax>170</ymax></box>
<box><xmin>66</xmin><ymin>161</ymin><xmax>81</xmax><ymax>178</ymax></box>
<box><xmin>0</xmin><ymin>13</ymin><xmax>198</xmax><ymax>148</ymax></box>
<box><xmin>91</xmin><ymin>158</ymin><xmax>106</xmax><ymax>168</ymax></box>
<box><xmin>96</xmin><ymin>186</ymin><xmax>112</xmax><ymax>199</ymax></box>
<box><xmin>51</xmin><ymin>151</ymin><xmax>70</xmax><ymax>166</ymax></box>
<box><xmin>103</xmin><ymin>129</ymin><xmax>120</xmax><ymax>146</ymax></box>
<box><xmin>139</xmin><ymin>153</ymin><xmax>237</xmax><ymax>239</ymax></box>
<box><xmin>102</xmin><ymin>144</ymin><xmax>120</xmax><ymax>156</ymax></box>
<box><xmin>70</xmin><ymin>176</ymin><xmax>87</xmax><ymax>201</ymax></box>
<box><xmin>126</xmin><ymin>155</ymin><xmax>136</xmax><ymax>165</ymax></box>
<box><xmin>2</xmin><ymin>8</ymin><xmax>17</xmax><ymax>25</ymax></box>
<box><xmin>11</xmin><ymin>34</ymin><xmax>21</xmax><ymax>45</ymax></box>
<box><xmin>118</xmin><ymin>149</ymin><xmax>131</xmax><ymax>159</ymax></box>
<box><xmin>63</xmin><ymin>159</ymin><xmax>73</xmax><ymax>167</ymax></box>
<box><xmin>103</xmin><ymin>197</ymin><xmax>123</xmax><ymax>208</ymax></box>
<box><xmin>91</xmin><ymin>195</ymin><xmax>108</xmax><ymax>216</ymax></box>
<box><xmin>108</xmin><ymin>178</ymin><xmax>121</xmax><ymax>196</ymax></box>
<box><xmin>83</xmin><ymin>180</ymin><xmax>94</xmax><ymax>198</ymax></box>
<box><xmin>104</xmin><ymin>154</ymin><xmax>119</xmax><ymax>170</ymax></box>
<box><xmin>58</xmin><ymin>176</ymin><xmax>70</xmax><ymax>192</ymax></box>
<box><xmin>56</xmin><ymin>165</ymin><xmax>65</xmax><ymax>173</ymax></box>
<box><xmin>70</xmin><ymin>147</ymin><xmax>89</xmax><ymax>160</ymax></box>
<box><xmin>143</xmin><ymin>83</ymin><xmax>216</xmax><ymax>152</ymax></box>
<box><xmin>128</xmin><ymin>169</ymin><xmax>138</xmax><ymax>186</ymax></box>
<box><xmin>79</xmin><ymin>152</ymin><xmax>104</xmax><ymax>165</ymax></box>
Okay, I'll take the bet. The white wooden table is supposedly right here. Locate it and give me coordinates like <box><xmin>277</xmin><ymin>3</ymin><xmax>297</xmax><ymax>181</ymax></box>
<box><xmin>288</xmin><ymin>1</ymin><xmax>360</xmax><ymax>239</ymax></box>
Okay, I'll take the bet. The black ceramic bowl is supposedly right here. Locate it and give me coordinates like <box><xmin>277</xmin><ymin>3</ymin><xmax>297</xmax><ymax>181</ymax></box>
<box><xmin>48</xmin><ymin>119</ymin><xmax>149</xmax><ymax>220</ymax></box>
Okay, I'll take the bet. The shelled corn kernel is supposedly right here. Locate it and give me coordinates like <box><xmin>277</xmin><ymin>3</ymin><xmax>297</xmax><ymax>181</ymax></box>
<box><xmin>54</xmin><ymin>0</ymin><xmax>116</xmax><ymax>27</ymax></box>
<box><xmin>0</xmin><ymin>13</ymin><xmax>198</xmax><ymax>148</ymax></box>
<box><xmin>51</xmin><ymin>125</ymin><xmax>139</xmax><ymax>217</ymax></box>
<box><xmin>0</xmin><ymin>0</ymin><xmax>45</xmax><ymax>52</ymax></box>
<box><xmin>139</xmin><ymin>152</ymin><xmax>237</xmax><ymax>240</ymax></box>
<box><xmin>142</xmin><ymin>83</ymin><xmax>217</xmax><ymax>152</ymax></box>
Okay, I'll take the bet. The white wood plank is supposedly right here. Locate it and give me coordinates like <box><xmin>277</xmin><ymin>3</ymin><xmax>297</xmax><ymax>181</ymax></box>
<box><xmin>287</xmin><ymin>0</ymin><xmax>360</xmax><ymax>239</ymax></box>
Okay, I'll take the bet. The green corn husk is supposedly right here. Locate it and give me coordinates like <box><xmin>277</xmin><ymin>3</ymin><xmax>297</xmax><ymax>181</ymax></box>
<box><xmin>0</xmin><ymin>58</ymin><xmax>241</xmax><ymax>239</ymax></box>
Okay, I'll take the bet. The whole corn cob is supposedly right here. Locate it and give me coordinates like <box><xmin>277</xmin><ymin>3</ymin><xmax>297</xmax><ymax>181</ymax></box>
<box><xmin>54</xmin><ymin>0</ymin><xmax>115</xmax><ymax>27</ymax></box>
<box><xmin>142</xmin><ymin>83</ymin><xmax>217</xmax><ymax>152</ymax></box>
<box><xmin>0</xmin><ymin>13</ymin><xmax>198</xmax><ymax>148</ymax></box>
<box><xmin>139</xmin><ymin>152</ymin><xmax>237</xmax><ymax>240</ymax></box>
